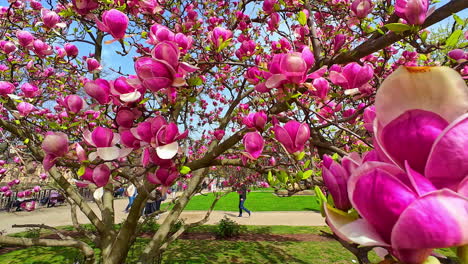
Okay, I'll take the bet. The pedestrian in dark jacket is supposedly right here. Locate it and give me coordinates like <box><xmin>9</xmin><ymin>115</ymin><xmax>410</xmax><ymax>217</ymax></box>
<box><xmin>238</xmin><ymin>185</ymin><xmax>251</xmax><ymax>217</ymax></box>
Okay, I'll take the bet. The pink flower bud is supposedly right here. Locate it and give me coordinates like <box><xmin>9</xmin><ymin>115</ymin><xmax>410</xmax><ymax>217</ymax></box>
<box><xmin>86</xmin><ymin>58</ymin><xmax>101</xmax><ymax>73</ymax></box>
<box><xmin>312</xmin><ymin>78</ymin><xmax>330</xmax><ymax>99</ymax></box>
<box><xmin>0</xmin><ymin>186</ymin><xmax>9</xmax><ymax>192</ymax></box>
<box><xmin>40</xmin><ymin>173</ymin><xmax>48</xmax><ymax>180</ymax></box>
<box><xmin>41</xmin><ymin>8</ymin><xmax>61</xmax><ymax>29</ymax></box>
<box><xmin>333</xmin><ymin>34</ymin><xmax>346</xmax><ymax>52</ymax></box>
<box><xmin>448</xmin><ymin>49</ymin><xmax>466</xmax><ymax>62</ymax></box>
<box><xmin>330</xmin><ymin>62</ymin><xmax>374</xmax><ymax>90</ymax></box>
<box><xmin>88</xmin><ymin>127</ymin><xmax>114</xmax><ymax>148</ymax></box>
<box><xmin>64</xmin><ymin>43</ymin><xmax>78</xmax><ymax>57</ymax></box>
<box><xmin>350</xmin><ymin>0</ymin><xmax>374</xmax><ymax>19</ymax></box>
<box><xmin>4</xmin><ymin>190</ymin><xmax>12</xmax><ymax>197</ymax></box>
<box><xmin>2</xmin><ymin>41</ymin><xmax>17</xmax><ymax>54</ymax></box>
<box><xmin>64</xmin><ymin>95</ymin><xmax>84</xmax><ymax>113</ymax></box>
<box><xmin>17</xmin><ymin>191</ymin><xmax>25</xmax><ymax>198</ymax></box>
<box><xmin>16</xmin><ymin>30</ymin><xmax>34</xmax><ymax>47</ymax></box>
<box><xmin>0</xmin><ymin>81</ymin><xmax>15</xmax><ymax>95</ymax></box>
<box><xmin>97</xmin><ymin>9</ymin><xmax>128</xmax><ymax>39</ymax></box>
<box><xmin>214</xmin><ymin>129</ymin><xmax>225</xmax><ymax>140</ymax></box>
<box><xmin>17</xmin><ymin>102</ymin><xmax>35</xmax><ymax>116</ymax></box>
<box><xmin>0</xmin><ymin>160</ymin><xmax>5</xmax><ymax>166</ymax></box>
<box><xmin>116</xmin><ymin>108</ymin><xmax>136</xmax><ymax>128</ymax></box>
<box><xmin>33</xmin><ymin>39</ymin><xmax>53</xmax><ymax>57</ymax></box>
<box><xmin>269</xmin><ymin>156</ymin><xmax>276</xmax><ymax>166</ymax></box>
<box><xmin>92</xmin><ymin>164</ymin><xmax>111</xmax><ymax>187</ymax></box>
<box><xmin>33</xmin><ymin>186</ymin><xmax>41</xmax><ymax>192</ymax></box>
<box><xmin>84</xmin><ymin>79</ymin><xmax>111</xmax><ymax>104</ymax></box>
<box><xmin>243</xmin><ymin>132</ymin><xmax>264</xmax><ymax>159</ymax></box>
<box><xmin>263</xmin><ymin>0</ymin><xmax>277</xmax><ymax>14</ymax></box>
<box><xmin>134</xmin><ymin>57</ymin><xmax>175</xmax><ymax>92</ymax></box>
<box><xmin>42</xmin><ymin>131</ymin><xmax>69</xmax><ymax>157</ymax></box>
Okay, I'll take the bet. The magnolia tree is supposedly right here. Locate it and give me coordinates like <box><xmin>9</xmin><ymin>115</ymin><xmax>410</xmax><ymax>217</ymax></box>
<box><xmin>0</xmin><ymin>0</ymin><xmax>467</xmax><ymax>263</ymax></box>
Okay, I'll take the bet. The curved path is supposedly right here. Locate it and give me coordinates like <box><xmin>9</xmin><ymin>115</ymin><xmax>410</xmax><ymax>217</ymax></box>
<box><xmin>0</xmin><ymin>198</ymin><xmax>326</xmax><ymax>234</ymax></box>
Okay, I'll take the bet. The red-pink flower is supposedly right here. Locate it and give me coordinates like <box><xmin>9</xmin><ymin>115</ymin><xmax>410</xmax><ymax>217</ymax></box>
<box><xmin>16</xmin><ymin>30</ymin><xmax>34</xmax><ymax>47</ymax></box>
<box><xmin>84</xmin><ymin>79</ymin><xmax>111</xmax><ymax>104</ymax></box>
<box><xmin>273</xmin><ymin>120</ymin><xmax>310</xmax><ymax>154</ymax></box>
<box><xmin>96</xmin><ymin>9</ymin><xmax>128</xmax><ymax>39</ymax></box>
<box><xmin>83</xmin><ymin>127</ymin><xmax>132</xmax><ymax>161</ymax></box>
<box><xmin>243</xmin><ymin>111</ymin><xmax>267</xmax><ymax>131</ymax></box>
<box><xmin>350</xmin><ymin>0</ymin><xmax>374</xmax><ymax>18</ymax></box>
<box><xmin>0</xmin><ymin>81</ymin><xmax>15</xmax><ymax>96</ymax></box>
<box><xmin>395</xmin><ymin>0</ymin><xmax>428</xmax><ymax>25</ymax></box>
<box><xmin>243</xmin><ymin>132</ymin><xmax>264</xmax><ymax>159</ymax></box>
<box><xmin>63</xmin><ymin>95</ymin><xmax>84</xmax><ymax>114</ymax></box>
<box><xmin>147</xmin><ymin>164</ymin><xmax>179</xmax><ymax>186</ymax></box>
<box><xmin>42</xmin><ymin>132</ymin><xmax>69</xmax><ymax>171</ymax></box>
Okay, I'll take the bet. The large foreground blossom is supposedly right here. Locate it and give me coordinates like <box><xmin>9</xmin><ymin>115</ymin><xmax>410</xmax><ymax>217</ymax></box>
<box><xmin>83</xmin><ymin>127</ymin><xmax>132</xmax><ymax>161</ymax></box>
<box><xmin>325</xmin><ymin>67</ymin><xmax>468</xmax><ymax>264</ymax></box>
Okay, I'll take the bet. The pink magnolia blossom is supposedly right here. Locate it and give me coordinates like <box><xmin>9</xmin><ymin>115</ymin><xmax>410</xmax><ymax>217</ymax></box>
<box><xmin>395</xmin><ymin>0</ymin><xmax>428</xmax><ymax>25</ymax></box>
<box><xmin>32</xmin><ymin>39</ymin><xmax>53</xmax><ymax>57</ymax></box>
<box><xmin>350</xmin><ymin>0</ymin><xmax>373</xmax><ymax>19</ymax></box>
<box><xmin>84</xmin><ymin>79</ymin><xmax>111</xmax><ymax>104</ymax></box>
<box><xmin>273</xmin><ymin>120</ymin><xmax>310</xmax><ymax>155</ymax></box>
<box><xmin>0</xmin><ymin>81</ymin><xmax>15</xmax><ymax>95</ymax></box>
<box><xmin>83</xmin><ymin>127</ymin><xmax>132</xmax><ymax>161</ymax></box>
<box><xmin>41</xmin><ymin>132</ymin><xmax>69</xmax><ymax>171</ymax></box>
<box><xmin>20</xmin><ymin>83</ymin><xmax>39</xmax><ymax>97</ymax></box>
<box><xmin>63</xmin><ymin>95</ymin><xmax>84</xmax><ymax>114</ymax></box>
<box><xmin>147</xmin><ymin>165</ymin><xmax>179</xmax><ymax>186</ymax></box>
<box><xmin>213</xmin><ymin>129</ymin><xmax>225</xmax><ymax>140</ymax></box>
<box><xmin>210</xmin><ymin>27</ymin><xmax>233</xmax><ymax>49</ymax></box>
<box><xmin>243</xmin><ymin>132</ymin><xmax>264</xmax><ymax>159</ymax></box>
<box><xmin>133</xmin><ymin>116</ymin><xmax>188</xmax><ymax>159</ymax></box>
<box><xmin>329</xmin><ymin>62</ymin><xmax>374</xmax><ymax>91</ymax></box>
<box><xmin>325</xmin><ymin>67</ymin><xmax>468</xmax><ymax>264</ymax></box>
<box><xmin>242</xmin><ymin>111</ymin><xmax>267</xmax><ymax>131</ymax></box>
<box><xmin>86</xmin><ymin>58</ymin><xmax>101</xmax><ymax>73</ymax></box>
<box><xmin>96</xmin><ymin>9</ymin><xmax>128</xmax><ymax>40</ymax></box>
<box><xmin>40</xmin><ymin>9</ymin><xmax>64</xmax><ymax>29</ymax></box>
<box><xmin>64</xmin><ymin>43</ymin><xmax>78</xmax><ymax>57</ymax></box>
<box><xmin>17</xmin><ymin>102</ymin><xmax>35</xmax><ymax>116</ymax></box>
<box><xmin>16</xmin><ymin>30</ymin><xmax>34</xmax><ymax>47</ymax></box>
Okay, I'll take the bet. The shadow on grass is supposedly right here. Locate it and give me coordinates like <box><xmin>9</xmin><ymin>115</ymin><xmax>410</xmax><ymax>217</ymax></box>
<box><xmin>0</xmin><ymin>246</ymin><xmax>83</xmax><ymax>264</ymax></box>
<box><xmin>163</xmin><ymin>240</ymin><xmax>310</xmax><ymax>264</ymax></box>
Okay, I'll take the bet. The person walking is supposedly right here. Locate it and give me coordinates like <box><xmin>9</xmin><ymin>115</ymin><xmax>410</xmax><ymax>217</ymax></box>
<box><xmin>124</xmin><ymin>184</ymin><xmax>137</xmax><ymax>213</ymax></box>
<box><xmin>238</xmin><ymin>185</ymin><xmax>251</xmax><ymax>217</ymax></box>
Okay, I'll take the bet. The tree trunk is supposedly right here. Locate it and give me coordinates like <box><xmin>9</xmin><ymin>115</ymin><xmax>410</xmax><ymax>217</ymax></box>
<box><xmin>138</xmin><ymin>168</ymin><xmax>209</xmax><ymax>263</ymax></box>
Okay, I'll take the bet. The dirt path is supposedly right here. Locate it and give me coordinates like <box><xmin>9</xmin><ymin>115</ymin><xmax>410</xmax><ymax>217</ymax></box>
<box><xmin>0</xmin><ymin>198</ymin><xmax>326</xmax><ymax>234</ymax></box>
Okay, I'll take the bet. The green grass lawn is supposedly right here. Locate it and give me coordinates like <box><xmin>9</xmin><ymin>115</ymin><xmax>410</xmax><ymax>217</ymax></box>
<box><xmin>169</xmin><ymin>191</ymin><xmax>320</xmax><ymax>211</ymax></box>
<box><xmin>0</xmin><ymin>225</ymin><xmax>459</xmax><ymax>264</ymax></box>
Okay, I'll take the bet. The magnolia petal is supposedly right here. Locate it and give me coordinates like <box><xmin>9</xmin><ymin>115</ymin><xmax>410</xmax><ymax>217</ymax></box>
<box><xmin>88</xmin><ymin>151</ymin><xmax>98</xmax><ymax>161</ymax></box>
<box><xmin>146</xmin><ymin>172</ymin><xmax>162</xmax><ymax>185</ymax></box>
<box><xmin>73</xmin><ymin>179</ymin><xmax>90</xmax><ymax>188</ymax></box>
<box><xmin>92</xmin><ymin>164</ymin><xmax>111</xmax><ymax>187</ymax></box>
<box><xmin>82</xmin><ymin>129</ymin><xmax>95</xmax><ymax>147</ymax></box>
<box><xmin>348</xmin><ymin>163</ymin><xmax>417</xmax><ymax>242</ymax></box>
<box><xmin>118</xmin><ymin>147</ymin><xmax>133</xmax><ymax>158</ymax></box>
<box><xmin>391</xmin><ymin>189</ymin><xmax>468</xmax><ymax>250</ymax></box>
<box><xmin>156</xmin><ymin>141</ymin><xmax>179</xmax><ymax>159</ymax></box>
<box><xmin>375</xmin><ymin>66</ymin><xmax>468</xmax><ymax>127</ymax></box>
<box><xmin>404</xmin><ymin>161</ymin><xmax>436</xmax><ymax>196</ymax></box>
<box><xmin>380</xmin><ymin>110</ymin><xmax>448</xmax><ymax>173</ymax></box>
<box><xmin>322</xmin><ymin>165</ymin><xmax>351</xmax><ymax>211</ymax></box>
<box><xmin>265</xmin><ymin>74</ymin><xmax>287</xmax><ymax>89</ymax></box>
<box><xmin>392</xmin><ymin>248</ymin><xmax>434</xmax><ymax>264</ymax></box>
<box><xmin>120</xmin><ymin>91</ymin><xmax>141</xmax><ymax>102</ymax></box>
<box><xmin>273</xmin><ymin>125</ymin><xmax>294</xmax><ymax>153</ymax></box>
<box><xmin>93</xmin><ymin>187</ymin><xmax>104</xmax><ymax>201</ymax></box>
<box><xmin>425</xmin><ymin>113</ymin><xmax>468</xmax><ymax>190</ymax></box>
<box><xmin>111</xmin><ymin>133</ymin><xmax>121</xmax><ymax>145</ymax></box>
<box><xmin>96</xmin><ymin>146</ymin><xmax>121</xmax><ymax>161</ymax></box>
<box><xmin>458</xmin><ymin>177</ymin><xmax>468</xmax><ymax>197</ymax></box>
<box><xmin>324</xmin><ymin>204</ymin><xmax>388</xmax><ymax>246</ymax></box>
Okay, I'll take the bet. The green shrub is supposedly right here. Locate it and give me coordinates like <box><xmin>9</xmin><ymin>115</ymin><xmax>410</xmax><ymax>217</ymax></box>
<box><xmin>139</xmin><ymin>218</ymin><xmax>160</xmax><ymax>233</ymax></box>
<box><xmin>214</xmin><ymin>216</ymin><xmax>245</xmax><ymax>239</ymax></box>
